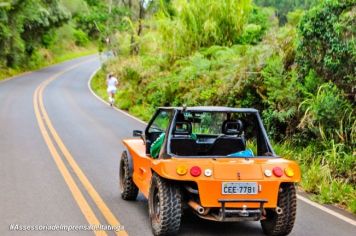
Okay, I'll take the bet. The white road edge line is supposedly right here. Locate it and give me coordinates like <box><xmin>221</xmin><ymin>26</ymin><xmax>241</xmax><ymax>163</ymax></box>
<box><xmin>88</xmin><ymin>66</ymin><xmax>356</xmax><ymax>227</ymax></box>
<box><xmin>297</xmin><ymin>195</ymin><xmax>356</xmax><ymax>226</ymax></box>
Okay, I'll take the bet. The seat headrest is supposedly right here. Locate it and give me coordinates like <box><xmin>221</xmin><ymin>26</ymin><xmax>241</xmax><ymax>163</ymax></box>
<box><xmin>173</xmin><ymin>121</ymin><xmax>192</xmax><ymax>135</ymax></box>
<box><xmin>176</xmin><ymin>113</ymin><xmax>186</xmax><ymax>121</ymax></box>
<box><xmin>222</xmin><ymin>120</ymin><xmax>243</xmax><ymax>135</ymax></box>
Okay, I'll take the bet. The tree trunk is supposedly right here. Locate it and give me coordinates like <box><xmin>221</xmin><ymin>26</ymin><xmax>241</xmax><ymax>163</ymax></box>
<box><xmin>131</xmin><ymin>0</ymin><xmax>145</xmax><ymax>55</ymax></box>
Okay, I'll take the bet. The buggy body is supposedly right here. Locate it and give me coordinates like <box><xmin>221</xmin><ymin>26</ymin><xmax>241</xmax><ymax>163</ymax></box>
<box><xmin>119</xmin><ymin>107</ymin><xmax>301</xmax><ymax>236</ymax></box>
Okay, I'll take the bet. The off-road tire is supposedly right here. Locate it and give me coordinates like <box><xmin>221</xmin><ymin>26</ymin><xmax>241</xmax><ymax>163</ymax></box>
<box><xmin>119</xmin><ymin>151</ymin><xmax>138</xmax><ymax>200</ymax></box>
<box><xmin>261</xmin><ymin>184</ymin><xmax>297</xmax><ymax>236</ymax></box>
<box><xmin>149</xmin><ymin>173</ymin><xmax>182</xmax><ymax>236</ymax></box>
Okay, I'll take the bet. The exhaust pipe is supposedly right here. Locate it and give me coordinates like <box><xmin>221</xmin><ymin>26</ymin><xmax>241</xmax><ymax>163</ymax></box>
<box><xmin>276</xmin><ymin>206</ymin><xmax>283</xmax><ymax>215</ymax></box>
<box><xmin>188</xmin><ymin>200</ymin><xmax>210</xmax><ymax>215</ymax></box>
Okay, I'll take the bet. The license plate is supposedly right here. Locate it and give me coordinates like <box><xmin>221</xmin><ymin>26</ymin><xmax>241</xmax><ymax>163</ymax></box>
<box><xmin>222</xmin><ymin>182</ymin><xmax>258</xmax><ymax>195</ymax></box>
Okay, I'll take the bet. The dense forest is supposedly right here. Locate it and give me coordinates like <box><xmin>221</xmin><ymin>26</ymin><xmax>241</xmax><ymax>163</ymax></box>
<box><xmin>0</xmin><ymin>0</ymin><xmax>129</xmax><ymax>79</ymax></box>
<box><xmin>91</xmin><ymin>0</ymin><xmax>355</xmax><ymax>213</ymax></box>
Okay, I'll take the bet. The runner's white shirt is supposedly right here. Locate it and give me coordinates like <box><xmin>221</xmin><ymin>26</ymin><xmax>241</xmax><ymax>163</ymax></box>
<box><xmin>107</xmin><ymin>77</ymin><xmax>118</xmax><ymax>92</ymax></box>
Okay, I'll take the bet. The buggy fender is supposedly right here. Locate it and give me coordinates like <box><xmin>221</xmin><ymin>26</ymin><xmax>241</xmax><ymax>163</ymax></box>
<box><xmin>150</xmin><ymin>160</ymin><xmax>181</xmax><ymax>180</ymax></box>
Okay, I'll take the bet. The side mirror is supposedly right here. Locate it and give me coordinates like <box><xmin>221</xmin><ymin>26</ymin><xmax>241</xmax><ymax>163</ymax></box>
<box><xmin>133</xmin><ymin>130</ymin><xmax>143</xmax><ymax>137</ymax></box>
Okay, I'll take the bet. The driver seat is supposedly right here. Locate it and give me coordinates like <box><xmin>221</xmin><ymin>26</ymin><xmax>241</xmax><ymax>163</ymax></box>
<box><xmin>170</xmin><ymin>121</ymin><xmax>198</xmax><ymax>156</ymax></box>
<box><xmin>208</xmin><ymin>120</ymin><xmax>245</xmax><ymax>156</ymax></box>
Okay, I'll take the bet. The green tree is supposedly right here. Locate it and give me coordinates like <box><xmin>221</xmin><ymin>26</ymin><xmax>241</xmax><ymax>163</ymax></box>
<box><xmin>157</xmin><ymin>0</ymin><xmax>252</xmax><ymax>59</ymax></box>
<box><xmin>0</xmin><ymin>0</ymin><xmax>70</xmax><ymax>67</ymax></box>
<box><xmin>75</xmin><ymin>0</ymin><xmax>130</xmax><ymax>53</ymax></box>
<box><xmin>297</xmin><ymin>0</ymin><xmax>355</xmax><ymax>95</ymax></box>
<box><xmin>254</xmin><ymin>0</ymin><xmax>319</xmax><ymax>24</ymax></box>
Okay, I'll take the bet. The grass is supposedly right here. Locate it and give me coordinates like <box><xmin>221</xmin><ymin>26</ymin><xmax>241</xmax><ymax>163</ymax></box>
<box><xmin>273</xmin><ymin>142</ymin><xmax>356</xmax><ymax>213</ymax></box>
<box><xmin>91</xmin><ymin>66</ymin><xmax>157</xmax><ymax>121</ymax></box>
<box><xmin>53</xmin><ymin>46</ymin><xmax>97</xmax><ymax>64</ymax></box>
<box><xmin>91</xmin><ymin>69</ymin><xmax>108</xmax><ymax>102</ymax></box>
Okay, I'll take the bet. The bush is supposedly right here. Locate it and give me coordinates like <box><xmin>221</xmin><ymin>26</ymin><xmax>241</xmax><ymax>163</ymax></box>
<box><xmin>297</xmin><ymin>0</ymin><xmax>356</xmax><ymax>94</ymax></box>
<box><xmin>298</xmin><ymin>83</ymin><xmax>354</xmax><ymax>144</ymax></box>
<box><xmin>0</xmin><ymin>0</ymin><xmax>71</xmax><ymax>68</ymax></box>
<box><xmin>287</xmin><ymin>9</ymin><xmax>304</xmax><ymax>26</ymax></box>
<box><xmin>261</xmin><ymin>55</ymin><xmax>301</xmax><ymax>139</ymax></box>
<box><xmin>254</xmin><ymin>0</ymin><xmax>318</xmax><ymax>25</ymax></box>
<box><xmin>73</xmin><ymin>29</ymin><xmax>89</xmax><ymax>46</ymax></box>
<box><xmin>156</xmin><ymin>0</ymin><xmax>251</xmax><ymax>59</ymax></box>
<box><xmin>237</xmin><ymin>6</ymin><xmax>275</xmax><ymax>44</ymax></box>
<box><xmin>42</xmin><ymin>30</ymin><xmax>58</xmax><ymax>48</ymax></box>
<box><xmin>238</xmin><ymin>24</ymin><xmax>263</xmax><ymax>45</ymax></box>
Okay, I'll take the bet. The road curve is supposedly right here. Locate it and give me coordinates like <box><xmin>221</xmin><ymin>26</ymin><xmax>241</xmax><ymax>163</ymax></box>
<box><xmin>0</xmin><ymin>56</ymin><xmax>355</xmax><ymax>236</ymax></box>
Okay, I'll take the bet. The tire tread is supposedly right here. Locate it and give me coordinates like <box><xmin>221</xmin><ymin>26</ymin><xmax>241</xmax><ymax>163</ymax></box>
<box><xmin>120</xmin><ymin>151</ymin><xmax>139</xmax><ymax>200</ymax></box>
<box><xmin>150</xmin><ymin>173</ymin><xmax>182</xmax><ymax>236</ymax></box>
<box><xmin>261</xmin><ymin>184</ymin><xmax>297</xmax><ymax>236</ymax></box>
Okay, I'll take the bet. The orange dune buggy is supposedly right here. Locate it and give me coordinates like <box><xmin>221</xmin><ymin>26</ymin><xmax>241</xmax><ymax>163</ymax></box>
<box><xmin>119</xmin><ymin>107</ymin><xmax>301</xmax><ymax>236</ymax></box>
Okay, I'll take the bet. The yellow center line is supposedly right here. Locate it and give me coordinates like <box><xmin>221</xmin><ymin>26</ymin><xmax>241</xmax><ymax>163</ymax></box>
<box><xmin>33</xmin><ymin>85</ymin><xmax>107</xmax><ymax>236</ymax></box>
<box><xmin>38</xmin><ymin>76</ymin><xmax>128</xmax><ymax>236</ymax></box>
<box><xmin>34</xmin><ymin>59</ymin><xmax>128</xmax><ymax>236</ymax></box>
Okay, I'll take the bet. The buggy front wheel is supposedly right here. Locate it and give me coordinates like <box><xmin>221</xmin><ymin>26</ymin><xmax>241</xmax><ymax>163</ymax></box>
<box><xmin>119</xmin><ymin>151</ymin><xmax>138</xmax><ymax>200</ymax></box>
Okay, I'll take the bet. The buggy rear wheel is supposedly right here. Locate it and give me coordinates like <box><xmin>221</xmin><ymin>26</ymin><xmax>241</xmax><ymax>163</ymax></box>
<box><xmin>149</xmin><ymin>173</ymin><xmax>182</xmax><ymax>236</ymax></box>
<box><xmin>119</xmin><ymin>151</ymin><xmax>138</xmax><ymax>200</ymax></box>
<box><xmin>261</xmin><ymin>183</ymin><xmax>297</xmax><ymax>236</ymax></box>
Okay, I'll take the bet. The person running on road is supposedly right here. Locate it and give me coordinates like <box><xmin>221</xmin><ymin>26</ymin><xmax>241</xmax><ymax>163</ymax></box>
<box><xmin>106</xmin><ymin>72</ymin><xmax>118</xmax><ymax>107</ymax></box>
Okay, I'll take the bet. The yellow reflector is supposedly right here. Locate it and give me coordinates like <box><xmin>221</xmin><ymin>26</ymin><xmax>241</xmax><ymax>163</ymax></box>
<box><xmin>176</xmin><ymin>166</ymin><xmax>188</xmax><ymax>175</ymax></box>
<box><xmin>285</xmin><ymin>167</ymin><xmax>294</xmax><ymax>177</ymax></box>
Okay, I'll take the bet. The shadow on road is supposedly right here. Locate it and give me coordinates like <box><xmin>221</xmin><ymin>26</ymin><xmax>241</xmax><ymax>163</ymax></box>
<box><xmin>180</xmin><ymin>211</ymin><xmax>264</xmax><ymax>236</ymax></box>
<box><xmin>134</xmin><ymin>195</ymin><xmax>264</xmax><ymax>236</ymax></box>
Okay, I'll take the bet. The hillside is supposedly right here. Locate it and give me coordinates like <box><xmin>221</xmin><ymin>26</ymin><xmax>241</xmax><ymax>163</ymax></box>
<box><xmin>92</xmin><ymin>0</ymin><xmax>356</xmax><ymax>213</ymax></box>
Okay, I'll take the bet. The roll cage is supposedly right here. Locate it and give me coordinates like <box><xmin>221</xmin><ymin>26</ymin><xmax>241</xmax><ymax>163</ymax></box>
<box><xmin>143</xmin><ymin>107</ymin><xmax>276</xmax><ymax>159</ymax></box>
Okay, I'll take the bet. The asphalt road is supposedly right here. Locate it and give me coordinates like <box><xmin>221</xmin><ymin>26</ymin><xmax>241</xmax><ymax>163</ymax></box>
<box><xmin>0</xmin><ymin>56</ymin><xmax>355</xmax><ymax>236</ymax></box>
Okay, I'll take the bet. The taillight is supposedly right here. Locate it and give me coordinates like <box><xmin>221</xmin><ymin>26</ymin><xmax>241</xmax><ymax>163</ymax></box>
<box><xmin>272</xmin><ymin>167</ymin><xmax>283</xmax><ymax>177</ymax></box>
<box><xmin>190</xmin><ymin>166</ymin><xmax>202</xmax><ymax>177</ymax></box>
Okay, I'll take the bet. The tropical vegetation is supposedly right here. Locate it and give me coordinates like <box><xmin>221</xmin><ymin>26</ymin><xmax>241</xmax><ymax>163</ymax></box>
<box><xmin>92</xmin><ymin>0</ymin><xmax>356</xmax><ymax>213</ymax></box>
<box><xmin>0</xmin><ymin>0</ymin><xmax>129</xmax><ymax>80</ymax></box>
<box><xmin>1</xmin><ymin>0</ymin><xmax>353</xmax><ymax>214</ymax></box>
